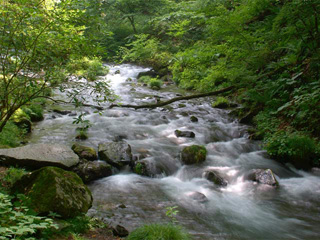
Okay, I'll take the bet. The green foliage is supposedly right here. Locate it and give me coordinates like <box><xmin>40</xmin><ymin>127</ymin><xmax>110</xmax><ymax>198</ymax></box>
<box><xmin>212</xmin><ymin>97</ymin><xmax>230</xmax><ymax>108</ymax></box>
<box><xmin>165</xmin><ymin>206</ymin><xmax>179</xmax><ymax>224</ymax></box>
<box><xmin>121</xmin><ymin>34</ymin><xmax>172</xmax><ymax>69</ymax></box>
<box><xmin>3</xmin><ymin>167</ymin><xmax>27</xmax><ymax>189</ymax></box>
<box><xmin>110</xmin><ymin>0</ymin><xmax>320</xmax><ymax>168</ymax></box>
<box><xmin>0</xmin><ymin>0</ymin><xmax>104</xmax><ymax>133</ymax></box>
<box><xmin>67</xmin><ymin>57</ymin><xmax>109</xmax><ymax>81</ymax></box>
<box><xmin>138</xmin><ymin>76</ymin><xmax>163</xmax><ymax>89</ymax></box>
<box><xmin>265</xmin><ymin>132</ymin><xmax>319</xmax><ymax>169</ymax></box>
<box><xmin>61</xmin><ymin>215</ymin><xmax>92</xmax><ymax>234</ymax></box>
<box><xmin>0</xmin><ymin>192</ymin><xmax>58</xmax><ymax>240</ymax></box>
<box><xmin>22</xmin><ymin>104</ymin><xmax>44</xmax><ymax>122</ymax></box>
<box><xmin>127</xmin><ymin>223</ymin><xmax>191</xmax><ymax>240</ymax></box>
<box><xmin>0</xmin><ymin>122</ymin><xmax>25</xmax><ymax>147</ymax></box>
<box><xmin>134</xmin><ymin>163</ymin><xmax>144</xmax><ymax>175</ymax></box>
<box><xmin>138</xmin><ymin>76</ymin><xmax>152</xmax><ymax>84</ymax></box>
<box><xmin>149</xmin><ymin>78</ymin><xmax>163</xmax><ymax>90</ymax></box>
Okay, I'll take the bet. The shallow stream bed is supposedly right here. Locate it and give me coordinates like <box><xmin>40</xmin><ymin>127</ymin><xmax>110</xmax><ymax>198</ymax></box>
<box><xmin>29</xmin><ymin>64</ymin><xmax>320</xmax><ymax>240</ymax></box>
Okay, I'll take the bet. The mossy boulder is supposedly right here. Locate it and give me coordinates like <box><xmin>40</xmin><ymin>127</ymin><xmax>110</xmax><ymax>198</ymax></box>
<box><xmin>181</xmin><ymin>145</ymin><xmax>207</xmax><ymax>165</ymax></box>
<box><xmin>12</xmin><ymin>167</ymin><xmax>92</xmax><ymax>218</ymax></box>
<box><xmin>72</xmin><ymin>160</ymin><xmax>112</xmax><ymax>183</ymax></box>
<box><xmin>72</xmin><ymin>143</ymin><xmax>97</xmax><ymax>161</ymax></box>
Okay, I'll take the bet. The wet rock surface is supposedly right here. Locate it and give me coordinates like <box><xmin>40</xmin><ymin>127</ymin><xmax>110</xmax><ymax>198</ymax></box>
<box><xmin>204</xmin><ymin>170</ymin><xmax>228</xmax><ymax>187</ymax></box>
<box><xmin>186</xmin><ymin>192</ymin><xmax>208</xmax><ymax>203</ymax></box>
<box><xmin>181</xmin><ymin>145</ymin><xmax>207</xmax><ymax>165</ymax></box>
<box><xmin>98</xmin><ymin>141</ymin><xmax>133</xmax><ymax>169</ymax></box>
<box><xmin>175</xmin><ymin>130</ymin><xmax>196</xmax><ymax>138</ymax></box>
<box><xmin>0</xmin><ymin>144</ymin><xmax>79</xmax><ymax>169</ymax></box>
<box><xmin>247</xmin><ymin>169</ymin><xmax>279</xmax><ymax>186</ymax></box>
<box><xmin>72</xmin><ymin>160</ymin><xmax>112</xmax><ymax>183</ymax></box>
<box><xmin>72</xmin><ymin>143</ymin><xmax>97</xmax><ymax>161</ymax></box>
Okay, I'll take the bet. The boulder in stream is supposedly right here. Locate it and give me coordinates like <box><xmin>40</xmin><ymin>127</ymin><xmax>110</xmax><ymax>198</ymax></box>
<box><xmin>181</xmin><ymin>145</ymin><xmax>207</xmax><ymax>165</ymax></box>
<box><xmin>247</xmin><ymin>169</ymin><xmax>279</xmax><ymax>187</ymax></box>
<box><xmin>204</xmin><ymin>170</ymin><xmax>228</xmax><ymax>187</ymax></box>
<box><xmin>53</xmin><ymin>109</ymin><xmax>72</xmax><ymax>115</ymax></box>
<box><xmin>186</xmin><ymin>192</ymin><xmax>208</xmax><ymax>203</ymax></box>
<box><xmin>174</xmin><ymin>130</ymin><xmax>195</xmax><ymax>138</ymax></box>
<box><xmin>12</xmin><ymin>167</ymin><xmax>92</xmax><ymax>219</ymax></box>
<box><xmin>71</xmin><ymin>143</ymin><xmax>97</xmax><ymax>161</ymax></box>
<box><xmin>137</xmin><ymin>70</ymin><xmax>158</xmax><ymax>79</ymax></box>
<box><xmin>98</xmin><ymin>141</ymin><xmax>133</xmax><ymax>169</ymax></box>
<box><xmin>72</xmin><ymin>160</ymin><xmax>112</xmax><ymax>183</ymax></box>
<box><xmin>133</xmin><ymin>161</ymin><xmax>150</xmax><ymax>177</ymax></box>
<box><xmin>0</xmin><ymin>144</ymin><xmax>79</xmax><ymax>169</ymax></box>
<box><xmin>190</xmin><ymin>116</ymin><xmax>198</xmax><ymax>122</ymax></box>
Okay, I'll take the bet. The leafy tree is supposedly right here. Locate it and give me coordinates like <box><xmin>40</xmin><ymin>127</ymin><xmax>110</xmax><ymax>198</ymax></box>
<box><xmin>103</xmin><ymin>0</ymin><xmax>169</xmax><ymax>34</ymax></box>
<box><xmin>0</xmin><ymin>0</ymin><xmax>110</xmax><ymax>133</ymax></box>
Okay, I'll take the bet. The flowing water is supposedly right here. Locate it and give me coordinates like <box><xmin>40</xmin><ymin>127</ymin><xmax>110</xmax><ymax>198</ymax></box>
<box><xmin>29</xmin><ymin>64</ymin><xmax>320</xmax><ymax>240</ymax></box>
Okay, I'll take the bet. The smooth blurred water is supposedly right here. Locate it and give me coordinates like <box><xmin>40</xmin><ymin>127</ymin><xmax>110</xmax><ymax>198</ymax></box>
<box><xmin>29</xmin><ymin>64</ymin><xmax>320</xmax><ymax>240</ymax></box>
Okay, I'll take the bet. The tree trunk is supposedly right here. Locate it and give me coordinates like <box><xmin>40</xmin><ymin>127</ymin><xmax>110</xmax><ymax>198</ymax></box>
<box><xmin>109</xmin><ymin>86</ymin><xmax>234</xmax><ymax>110</ymax></box>
<box><xmin>128</xmin><ymin>16</ymin><xmax>137</xmax><ymax>34</ymax></box>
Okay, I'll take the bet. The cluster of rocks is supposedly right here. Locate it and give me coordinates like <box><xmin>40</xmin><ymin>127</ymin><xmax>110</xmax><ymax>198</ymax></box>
<box><xmin>0</xmin><ymin>137</ymin><xmax>279</xmax><ymax>220</ymax></box>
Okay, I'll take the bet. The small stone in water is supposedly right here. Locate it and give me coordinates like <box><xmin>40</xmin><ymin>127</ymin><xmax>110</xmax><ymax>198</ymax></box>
<box><xmin>112</xmin><ymin>224</ymin><xmax>129</xmax><ymax>237</ymax></box>
<box><xmin>190</xmin><ymin>116</ymin><xmax>198</xmax><ymax>122</ymax></box>
<box><xmin>175</xmin><ymin>130</ymin><xmax>195</xmax><ymax>138</ymax></box>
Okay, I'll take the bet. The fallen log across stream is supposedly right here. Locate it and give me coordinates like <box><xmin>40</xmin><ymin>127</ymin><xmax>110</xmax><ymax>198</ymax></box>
<box><xmin>109</xmin><ymin>86</ymin><xmax>235</xmax><ymax>110</ymax></box>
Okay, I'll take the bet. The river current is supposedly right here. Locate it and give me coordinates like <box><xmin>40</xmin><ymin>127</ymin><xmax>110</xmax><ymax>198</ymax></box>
<box><xmin>29</xmin><ymin>64</ymin><xmax>320</xmax><ymax>240</ymax></box>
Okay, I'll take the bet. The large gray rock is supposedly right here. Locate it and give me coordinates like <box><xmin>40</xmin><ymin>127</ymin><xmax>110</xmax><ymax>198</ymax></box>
<box><xmin>98</xmin><ymin>141</ymin><xmax>133</xmax><ymax>169</ymax></box>
<box><xmin>72</xmin><ymin>160</ymin><xmax>112</xmax><ymax>183</ymax></box>
<box><xmin>247</xmin><ymin>169</ymin><xmax>279</xmax><ymax>187</ymax></box>
<box><xmin>0</xmin><ymin>144</ymin><xmax>79</xmax><ymax>169</ymax></box>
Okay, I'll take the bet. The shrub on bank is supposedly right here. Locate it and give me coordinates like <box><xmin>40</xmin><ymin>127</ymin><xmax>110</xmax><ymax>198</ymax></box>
<box><xmin>127</xmin><ymin>223</ymin><xmax>191</xmax><ymax>240</ymax></box>
<box><xmin>265</xmin><ymin>132</ymin><xmax>319</xmax><ymax>169</ymax></box>
<box><xmin>149</xmin><ymin>78</ymin><xmax>162</xmax><ymax>90</ymax></box>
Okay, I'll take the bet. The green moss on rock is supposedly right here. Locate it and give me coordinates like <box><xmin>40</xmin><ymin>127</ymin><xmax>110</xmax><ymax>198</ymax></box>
<box><xmin>133</xmin><ymin>162</ymin><xmax>149</xmax><ymax>176</ymax></box>
<box><xmin>181</xmin><ymin>145</ymin><xmax>207</xmax><ymax>165</ymax></box>
<box><xmin>12</xmin><ymin>167</ymin><xmax>92</xmax><ymax>219</ymax></box>
<box><xmin>72</xmin><ymin>143</ymin><xmax>97</xmax><ymax>161</ymax></box>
